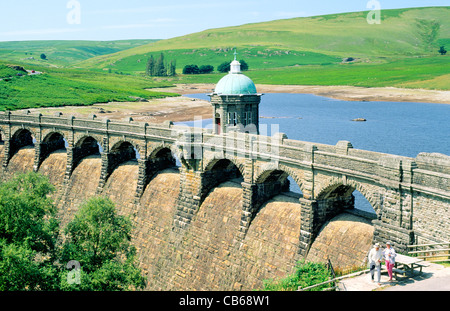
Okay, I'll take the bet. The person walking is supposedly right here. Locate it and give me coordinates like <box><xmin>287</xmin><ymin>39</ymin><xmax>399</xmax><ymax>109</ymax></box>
<box><xmin>383</xmin><ymin>241</ymin><xmax>397</xmax><ymax>282</ymax></box>
<box><xmin>368</xmin><ymin>243</ymin><xmax>383</xmax><ymax>285</ymax></box>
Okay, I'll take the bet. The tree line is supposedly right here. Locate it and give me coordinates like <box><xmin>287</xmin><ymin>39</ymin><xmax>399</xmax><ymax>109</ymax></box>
<box><xmin>146</xmin><ymin>53</ymin><xmax>177</xmax><ymax>77</ymax></box>
<box><xmin>183</xmin><ymin>60</ymin><xmax>249</xmax><ymax>75</ymax></box>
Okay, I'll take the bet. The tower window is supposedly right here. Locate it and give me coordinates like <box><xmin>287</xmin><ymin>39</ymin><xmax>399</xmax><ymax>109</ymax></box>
<box><xmin>228</xmin><ymin>112</ymin><xmax>237</xmax><ymax>126</ymax></box>
<box><xmin>244</xmin><ymin>112</ymin><xmax>252</xmax><ymax>125</ymax></box>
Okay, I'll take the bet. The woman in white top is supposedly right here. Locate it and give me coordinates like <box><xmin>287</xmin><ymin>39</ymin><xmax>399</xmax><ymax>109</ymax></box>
<box><xmin>383</xmin><ymin>241</ymin><xmax>397</xmax><ymax>282</ymax></box>
<box><xmin>368</xmin><ymin>243</ymin><xmax>383</xmax><ymax>285</ymax></box>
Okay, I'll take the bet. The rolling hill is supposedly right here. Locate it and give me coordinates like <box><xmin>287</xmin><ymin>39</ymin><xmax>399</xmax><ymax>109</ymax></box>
<box><xmin>76</xmin><ymin>7</ymin><xmax>450</xmax><ymax>75</ymax></box>
<box><xmin>0</xmin><ymin>39</ymin><xmax>159</xmax><ymax>68</ymax></box>
<box><xmin>1</xmin><ymin>6</ymin><xmax>449</xmax><ymax>113</ymax></box>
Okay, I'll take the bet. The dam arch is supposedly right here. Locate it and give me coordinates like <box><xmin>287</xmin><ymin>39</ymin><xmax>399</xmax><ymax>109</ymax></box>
<box><xmin>247</xmin><ymin>168</ymin><xmax>304</xmax><ymax>222</ymax></box>
<box><xmin>315</xmin><ymin>177</ymin><xmax>382</xmax><ymax>217</ymax></box>
<box><xmin>135</xmin><ymin>145</ymin><xmax>181</xmax><ymax>198</ymax></box>
<box><xmin>202</xmin><ymin>158</ymin><xmax>244</xmax><ymax>202</ymax></box>
<box><xmin>148</xmin><ymin>146</ymin><xmax>178</xmax><ymax>169</ymax></box>
<box><xmin>70</xmin><ymin>136</ymin><xmax>101</xmax><ymax>175</ymax></box>
<box><xmin>10</xmin><ymin>128</ymin><xmax>35</xmax><ymax>154</ymax></box>
<box><xmin>98</xmin><ymin>140</ymin><xmax>139</xmax><ymax>191</ymax></box>
<box><xmin>36</xmin><ymin>132</ymin><xmax>67</xmax><ymax>170</ymax></box>
<box><xmin>109</xmin><ymin>141</ymin><xmax>138</xmax><ymax>165</ymax></box>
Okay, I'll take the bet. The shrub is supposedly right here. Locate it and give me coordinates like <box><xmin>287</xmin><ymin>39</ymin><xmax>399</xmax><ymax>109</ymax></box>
<box><xmin>261</xmin><ymin>260</ymin><xmax>333</xmax><ymax>291</ymax></box>
<box><xmin>218</xmin><ymin>61</ymin><xmax>230</xmax><ymax>73</ymax></box>
<box><xmin>183</xmin><ymin>64</ymin><xmax>200</xmax><ymax>75</ymax></box>
<box><xmin>199</xmin><ymin>65</ymin><xmax>214</xmax><ymax>74</ymax></box>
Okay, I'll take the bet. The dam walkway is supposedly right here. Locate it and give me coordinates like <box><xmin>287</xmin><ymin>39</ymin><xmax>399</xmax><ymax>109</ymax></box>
<box><xmin>337</xmin><ymin>262</ymin><xmax>450</xmax><ymax>291</ymax></box>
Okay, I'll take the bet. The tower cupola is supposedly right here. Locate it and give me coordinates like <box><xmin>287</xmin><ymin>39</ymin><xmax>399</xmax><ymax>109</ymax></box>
<box><xmin>209</xmin><ymin>49</ymin><xmax>262</xmax><ymax>135</ymax></box>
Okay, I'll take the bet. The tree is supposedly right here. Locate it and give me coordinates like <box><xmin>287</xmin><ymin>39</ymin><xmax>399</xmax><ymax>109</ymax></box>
<box><xmin>218</xmin><ymin>60</ymin><xmax>248</xmax><ymax>73</ymax></box>
<box><xmin>155</xmin><ymin>53</ymin><xmax>166</xmax><ymax>77</ymax></box>
<box><xmin>59</xmin><ymin>197</ymin><xmax>146</xmax><ymax>291</ymax></box>
<box><xmin>0</xmin><ymin>172</ymin><xmax>146</xmax><ymax>291</ymax></box>
<box><xmin>183</xmin><ymin>64</ymin><xmax>200</xmax><ymax>75</ymax></box>
<box><xmin>218</xmin><ymin>61</ymin><xmax>231</xmax><ymax>73</ymax></box>
<box><xmin>199</xmin><ymin>65</ymin><xmax>214</xmax><ymax>74</ymax></box>
<box><xmin>146</xmin><ymin>55</ymin><xmax>155</xmax><ymax>76</ymax></box>
<box><xmin>168</xmin><ymin>60</ymin><xmax>177</xmax><ymax>76</ymax></box>
<box><xmin>146</xmin><ymin>53</ymin><xmax>176</xmax><ymax>77</ymax></box>
<box><xmin>438</xmin><ymin>46</ymin><xmax>447</xmax><ymax>55</ymax></box>
<box><xmin>40</xmin><ymin>53</ymin><xmax>47</xmax><ymax>60</ymax></box>
<box><xmin>0</xmin><ymin>172</ymin><xmax>59</xmax><ymax>290</ymax></box>
<box><xmin>239</xmin><ymin>60</ymin><xmax>249</xmax><ymax>71</ymax></box>
<box><xmin>0</xmin><ymin>172</ymin><xmax>58</xmax><ymax>255</ymax></box>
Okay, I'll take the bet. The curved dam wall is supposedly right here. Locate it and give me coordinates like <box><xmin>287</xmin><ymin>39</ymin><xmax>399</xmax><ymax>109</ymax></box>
<box><xmin>0</xmin><ymin>149</ymin><xmax>374</xmax><ymax>290</ymax></box>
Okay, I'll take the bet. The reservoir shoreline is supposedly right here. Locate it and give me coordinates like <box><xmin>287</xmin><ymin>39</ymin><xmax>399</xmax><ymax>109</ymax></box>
<box><xmin>19</xmin><ymin>83</ymin><xmax>450</xmax><ymax>124</ymax></box>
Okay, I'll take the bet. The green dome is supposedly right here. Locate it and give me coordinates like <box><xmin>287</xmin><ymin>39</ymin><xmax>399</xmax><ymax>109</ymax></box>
<box><xmin>214</xmin><ymin>73</ymin><xmax>257</xmax><ymax>95</ymax></box>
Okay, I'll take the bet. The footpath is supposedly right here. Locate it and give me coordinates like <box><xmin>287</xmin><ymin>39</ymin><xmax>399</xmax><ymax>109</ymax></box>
<box><xmin>337</xmin><ymin>262</ymin><xmax>450</xmax><ymax>291</ymax></box>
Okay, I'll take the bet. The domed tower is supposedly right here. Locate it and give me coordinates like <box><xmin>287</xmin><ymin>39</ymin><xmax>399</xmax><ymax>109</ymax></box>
<box><xmin>209</xmin><ymin>50</ymin><xmax>262</xmax><ymax>135</ymax></box>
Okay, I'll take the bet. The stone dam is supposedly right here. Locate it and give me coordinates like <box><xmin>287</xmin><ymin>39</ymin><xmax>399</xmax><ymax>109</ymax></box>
<box><xmin>0</xmin><ymin>111</ymin><xmax>448</xmax><ymax>290</ymax></box>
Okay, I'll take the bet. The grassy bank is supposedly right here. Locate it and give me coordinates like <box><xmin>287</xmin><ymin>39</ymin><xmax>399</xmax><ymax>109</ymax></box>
<box><xmin>0</xmin><ymin>63</ymin><xmax>176</xmax><ymax>111</ymax></box>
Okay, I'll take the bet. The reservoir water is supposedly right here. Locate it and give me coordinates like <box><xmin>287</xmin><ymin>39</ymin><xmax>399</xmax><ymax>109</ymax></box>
<box><xmin>180</xmin><ymin>93</ymin><xmax>450</xmax><ymax>213</ymax></box>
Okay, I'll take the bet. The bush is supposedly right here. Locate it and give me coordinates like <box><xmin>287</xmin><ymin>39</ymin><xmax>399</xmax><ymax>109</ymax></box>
<box><xmin>218</xmin><ymin>60</ymin><xmax>248</xmax><ymax>72</ymax></box>
<box><xmin>217</xmin><ymin>61</ymin><xmax>230</xmax><ymax>73</ymax></box>
<box><xmin>183</xmin><ymin>64</ymin><xmax>200</xmax><ymax>75</ymax></box>
<box><xmin>261</xmin><ymin>260</ymin><xmax>333</xmax><ymax>291</ymax></box>
<box><xmin>240</xmin><ymin>59</ymin><xmax>249</xmax><ymax>71</ymax></box>
<box><xmin>199</xmin><ymin>65</ymin><xmax>214</xmax><ymax>74</ymax></box>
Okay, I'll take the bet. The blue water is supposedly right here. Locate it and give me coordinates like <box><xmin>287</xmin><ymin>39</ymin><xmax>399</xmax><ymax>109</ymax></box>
<box><xmin>180</xmin><ymin>93</ymin><xmax>450</xmax><ymax>213</ymax></box>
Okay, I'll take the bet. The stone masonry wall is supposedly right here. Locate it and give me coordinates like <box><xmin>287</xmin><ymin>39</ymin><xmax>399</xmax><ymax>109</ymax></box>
<box><xmin>307</xmin><ymin>213</ymin><xmax>374</xmax><ymax>269</ymax></box>
<box><xmin>0</xmin><ymin>114</ymin><xmax>448</xmax><ymax>290</ymax></box>
<box><xmin>0</xmin><ymin>150</ymin><xmax>378</xmax><ymax>290</ymax></box>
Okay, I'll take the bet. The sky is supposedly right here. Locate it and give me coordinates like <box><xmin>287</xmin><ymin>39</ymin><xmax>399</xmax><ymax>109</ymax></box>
<box><xmin>0</xmin><ymin>0</ymin><xmax>448</xmax><ymax>42</ymax></box>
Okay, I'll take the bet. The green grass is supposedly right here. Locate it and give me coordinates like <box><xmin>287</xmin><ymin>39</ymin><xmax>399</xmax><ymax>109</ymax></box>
<box><xmin>85</xmin><ymin>46</ymin><xmax>342</xmax><ymax>75</ymax></box>
<box><xmin>1</xmin><ymin>7</ymin><xmax>449</xmax><ymax>112</ymax></box>
<box><xmin>246</xmin><ymin>56</ymin><xmax>450</xmax><ymax>89</ymax></box>
<box><xmin>0</xmin><ymin>63</ymin><xmax>176</xmax><ymax>111</ymax></box>
<box><xmin>71</xmin><ymin>7</ymin><xmax>450</xmax><ymax>91</ymax></box>
<box><xmin>77</xmin><ymin>7</ymin><xmax>450</xmax><ymax>72</ymax></box>
<box><xmin>0</xmin><ymin>39</ymin><xmax>159</xmax><ymax>68</ymax></box>
<box><xmin>260</xmin><ymin>260</ymin><xmax>333</xmax><ymax>291</ymax></box>
<box><xmin>0</xmin><ymin>65</ymin><xmax>24</xmax><ymax>79</ymax></box>
<box><xmin>157</xmin><ymin>55</ymin><xmax>450</xmax><ymax>90</ymax></box>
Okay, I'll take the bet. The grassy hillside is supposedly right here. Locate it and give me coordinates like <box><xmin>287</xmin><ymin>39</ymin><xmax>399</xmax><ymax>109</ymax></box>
<box><xmin>1</xmin><ymin>6</ymin><xmax>449</xmax><ymax>112</ymax></box>
<box><xmin>0</xmin><ymin>40</ymin><xmax>159</xmax><ymax>68</ymax></box>
<box><xmin>173</xmin><ymin>56</ymin><xmax>450</xmax><ymax>90</ymax></box>
<box><xmin>0</xmin><ymin>62</ymin><xmax>176</xmax><ymax>111</ymax></box>
<box><xmin>77</xmin><ymin>7</ymin><xmax>450</xmax><ymax>76</ymax></box>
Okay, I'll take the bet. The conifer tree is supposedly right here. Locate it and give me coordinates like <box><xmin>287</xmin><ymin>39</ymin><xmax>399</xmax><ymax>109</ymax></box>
<box><xmin>155</xmin><ymin>53</ymin><xmax>166</xmax><ymax>76</ymax></box>
<box><xmin>146</xmin><ymin>55</ymin><xmax>155</xmax><ymax>76</ymax></box>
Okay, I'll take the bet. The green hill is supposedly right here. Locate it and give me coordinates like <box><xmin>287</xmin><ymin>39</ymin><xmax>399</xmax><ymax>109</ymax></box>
<box><xmin>76</xmin><ymin>7</ymin><xmax>450</xmax><ymax>75</ymax></box>
<box><xmin>0</xmin><ymin>40</ymin><xmax>159</xmax><ymax>68</ymax></box>
<box><xmin>1</xmin><ymin>6</ymin><xmax>449</xmax><ymax>112</ymax></box>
